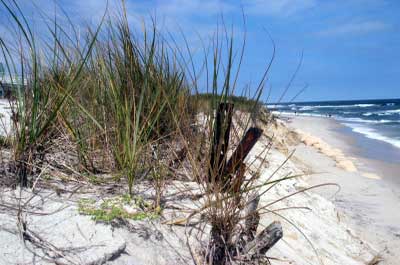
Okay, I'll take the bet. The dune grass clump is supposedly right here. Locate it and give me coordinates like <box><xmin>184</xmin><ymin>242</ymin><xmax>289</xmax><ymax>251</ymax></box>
<box><xmin>86</xmin><ymin>13</ymin><xmax>190</xmax><ymax>195</ymax></box>
<box><xmin>0</xmin><ymin>0</ymin><xmax>104</xmax><ymax>187</ymax></box>
<box><xmin>0</xmin><ymin>1</ymin><xmax>191</xmax><ymax>195</ymax></box>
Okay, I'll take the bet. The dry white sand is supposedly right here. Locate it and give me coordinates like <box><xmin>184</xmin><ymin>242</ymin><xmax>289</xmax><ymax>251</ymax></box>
<box><xmin>0</xmin><ymin>99</ymin><xmax>11</xmax><ymax>136</ymax></box>
<box><xmin>279</xmin><ymin>114</ymin><xmax>400</xmax><ymax>265</ymax></box>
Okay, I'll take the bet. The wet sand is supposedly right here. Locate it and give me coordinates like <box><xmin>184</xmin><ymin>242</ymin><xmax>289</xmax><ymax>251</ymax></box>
<box><xmin>280</xmin><ymin>115</ymin><xmax>400</xmax><ymax>265</ymax></box>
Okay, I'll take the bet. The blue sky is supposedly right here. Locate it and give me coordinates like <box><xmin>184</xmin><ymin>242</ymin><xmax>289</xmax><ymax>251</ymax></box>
<box><xmin>1</xmin><ymin>0</ymin><xmax>399</xmax><ymax>102</ymax></box>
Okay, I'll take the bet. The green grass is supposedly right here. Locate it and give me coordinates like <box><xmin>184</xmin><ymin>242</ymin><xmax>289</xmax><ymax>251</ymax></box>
<box><xmin>193</xmin><ymin>93</ymin><xmax>262</xmax><ymax>113</ymax></box>
<box><xmin>0</xmin><ymin>135</ymin><xmax>11</xmax><ymax>148</ymax></box>
<box><xmin>78</xmin><ymin>196</ymin><xmax>159</xmax><ymax>223</ymax></box>
<box><xmin>0</xmin><ymin>1</ymin><xmax>192</xmax><ymax>193</ymax></box>
<box><xmin>0</xmin><ymin>0</ymin><xmax>104</xmax><ymax>187</ymax></box>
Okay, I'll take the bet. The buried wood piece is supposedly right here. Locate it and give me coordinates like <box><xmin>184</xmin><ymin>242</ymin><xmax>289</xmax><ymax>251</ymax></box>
<box><xmin>224</xmin><ymin>127</ymin><xmax>263</xmax><ymax>176</ymax></box>
<box><xmin>229</xmin><ymin>162</ymin><xmax>246</xmax><ymax>193</ymax></box>
<box><xmin>242</xmin><ymin>221</ymin><xmax>283</xmax><ymax>259</ymax></box>
<box><xmin>244</xmin><ymin>192</ymin><xmax>261</xmax><ymax>242</ymax></box>
<box><xmin>222</xmin><ymin>127</ymin><xmax>263</xmax><ymax>191</ymax></box>
<box><xmin>209</xmin><ymin>224</ymin><xmax>229</xmax><ymax>265</ymax></box>
<box><xmin>209</xmin><ymin>102</ymin><xmax>234</xmax><ymax>183</ymax></box>
<box><xmin>236</xmin><ymin>191</ymin><xmax>260</xmax><ymax>254</ymax></box>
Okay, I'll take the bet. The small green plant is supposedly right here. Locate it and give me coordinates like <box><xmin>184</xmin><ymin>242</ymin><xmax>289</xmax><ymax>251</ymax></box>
<box><xmin>87</xmin><ymin>175</ymin><xmax>103</xmax><ymax>185</ymax></box>
<box><xmin>149</xmin><ymin>145</ymin><xmax>168</xmax><ymax>213</ymax></box>
<box><xmin>77</xmin><ymin>196</ymin><xmax>159</xmax><ymax>223</ymax></box>
<box><xmin>122</xmin><ymin>193</ymin><xmax>132</xmax><ymax>204</ymax></box>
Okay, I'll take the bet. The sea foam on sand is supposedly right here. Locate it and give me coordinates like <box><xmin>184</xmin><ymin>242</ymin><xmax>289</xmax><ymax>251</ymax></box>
<box><xmin>295</xmin><ymin>129</ymin><xmax>358</xmax><ymax>172</ymax></box>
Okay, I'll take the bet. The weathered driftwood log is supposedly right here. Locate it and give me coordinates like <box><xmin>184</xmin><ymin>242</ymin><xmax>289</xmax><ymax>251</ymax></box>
<box><xmin>242</xmin><ymin>221</ymin><xmax>283</xmax><ymax>259</ymax></box>
<box><xmin>222</xmin><ymin>127</ymin><xmax>263</xmax><ymax>192</ymax></box>
<box><xmin>244</xmin><ymin>192</ymin><xmax>261</xmax><ymax>241</ymax></box>
<box><xmin>224</xmin><ymin>127</ymin><xmax>263</xmax><ymax>177</ymax></box>
<box><xmin>236</xmin><ymin>191</ymin><xmax>260</xmax><ymax>255</ymax></box>
<box><xmin>229</xmin><ymin>162</ymin><xmax>246</xmax><ymax>193</ymax></box>
<box><xmin>209</xmin><ymin>223</ymin><xmax>230</xmax><ymax>265</ymax></box>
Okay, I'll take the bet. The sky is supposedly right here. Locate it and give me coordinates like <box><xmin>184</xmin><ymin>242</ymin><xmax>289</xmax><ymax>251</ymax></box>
<box><xmin>0</xmin><ymin>0</ymin><xmax>399</xmax><ymax>102</ymax></box>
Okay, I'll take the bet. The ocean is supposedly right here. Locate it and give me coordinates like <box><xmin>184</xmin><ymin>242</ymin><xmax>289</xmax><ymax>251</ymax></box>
<box><xmin>268</xmin><ymin>98</ymin><xmax>400</xmax><ymax>150</ymax></box>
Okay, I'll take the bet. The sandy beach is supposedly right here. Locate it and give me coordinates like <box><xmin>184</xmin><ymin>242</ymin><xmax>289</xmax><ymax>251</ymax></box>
<box><xmin>278</xmin><ymin>114</ymin><xmax>400</xmax><ymax>265</ymax></box>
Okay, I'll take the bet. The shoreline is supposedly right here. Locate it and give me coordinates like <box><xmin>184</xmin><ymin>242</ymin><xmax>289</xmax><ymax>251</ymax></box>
<box><xmin>272</xmin><ymin>110</ymin><xmax>400</xmax><ymax>156</ymax></box>
<box><xmin>278</xmin><ymin>114</ymin><xmax>400</xmax><ymax>265</ymax></box>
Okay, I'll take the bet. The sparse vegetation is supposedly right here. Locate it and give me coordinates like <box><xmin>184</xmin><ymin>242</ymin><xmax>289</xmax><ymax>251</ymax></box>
<box><xmin>0</xmin><ymin>135</ymin><xmax>11</xmax><ymax>148</ymax></box>
<box><xmin>78</xmin><ymin>196</ymin><xmax>158</xmax><ymax>222</ymax></box>
<box><xmin>193</xmin><ymin>93</ymin><xmax>262</xmax><ymax>113</ymax></box>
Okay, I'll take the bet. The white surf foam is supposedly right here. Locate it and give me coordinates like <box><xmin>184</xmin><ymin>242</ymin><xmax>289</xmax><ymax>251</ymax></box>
<box><xmin>267</xmin><ymin>104</ymin><xmax>286</xmax><ymax>108</ymax></box>
<box><xmin>362</xmin><ymin>109</ymin><xmax>400</xmax><ymax>117</ymax></box>
<box><xmin>343</xmin><ymin>123</ymin><xmax>400</xmax><ymax>149</ymax></box>
<box><xmin>336</xmin><ymin>116</ymin><xmax>399</xmax><ymax>123</ymax></box>
<box><xmin>353</xmin><ymin>104</ymin><xmax>377</xmax><ymax>107</ymax></box>
<box><xmin>273</xmin><ymin>111</ymin><xmax>327</xmax><ymax>118</ymax></box>
<box><xmin>385</xmin><ymin>109</ymin><xmax>400</xmax><ymax>114</ymax></box>
<box><xmin>288</xmin><ymin>103</ymin><xmax>379</xmax><ymax>111</ymax></box>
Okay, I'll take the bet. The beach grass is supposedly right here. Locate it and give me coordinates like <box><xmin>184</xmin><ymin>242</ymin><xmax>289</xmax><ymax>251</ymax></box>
<box><xmin>0</xmin><ymin>1</ymin><xmax>193</xmax><ymax>193</ymax></box>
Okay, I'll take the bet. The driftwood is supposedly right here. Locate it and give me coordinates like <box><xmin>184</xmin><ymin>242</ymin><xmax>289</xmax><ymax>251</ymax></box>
<box><xmin>230</xmin><ymin>162</ymin><xmax>246</xmax><ymax>193</ymax></box>
<box><xmin>244</xmin><ymin>192</ymin><xmax>261</xmax><ymax>241</ymax></box>
<box><xmin>224</xmin><ymin>127</ymin><xmax>263</xmax><ymax>176</ymax></box>
<box><xmin>240</xmin><ymin>192</ymin><xmax>282</xmax><ymax>260</ymax></box>
<box><xmin>208</xmin><ymin>103</ymin><xmax>263</xmax><ymax>192</ymax></box>
<box><xmin>242</xmin><ymin>221</ymin><xmax>283</xmax><ymax>259</ymax></box>
<box><xmin>223</xmin><ymin>127</ymin><xmax>263</xmax><ymax>192</ymax></box>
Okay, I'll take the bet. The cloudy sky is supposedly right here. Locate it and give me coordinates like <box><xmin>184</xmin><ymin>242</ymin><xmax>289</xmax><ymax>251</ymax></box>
<box><xmin>1</xmin><ymin>0</ymin><xmax>399</xmax><ymax>102</ymax></box>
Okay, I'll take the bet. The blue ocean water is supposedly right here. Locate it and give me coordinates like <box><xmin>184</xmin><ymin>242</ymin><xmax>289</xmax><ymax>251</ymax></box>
<box><xmin>268</xmin><ymin>98</ymin><xmax>400</xmax><ymax>150</ymax></box>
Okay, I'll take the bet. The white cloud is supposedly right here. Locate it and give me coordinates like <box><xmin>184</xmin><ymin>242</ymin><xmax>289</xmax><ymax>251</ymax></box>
<box><xmin>242</xmin><ymin>0</ymin><xmax>317</xmax><ymax>17</ymax></box>
<box><xmin>316</xmin><ymin>21</ymin><xmax>389</xmax><ymax>37</ymax></box>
